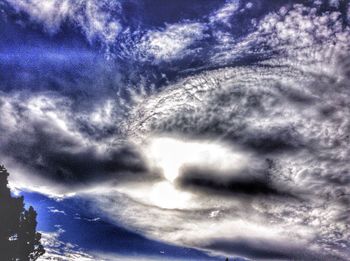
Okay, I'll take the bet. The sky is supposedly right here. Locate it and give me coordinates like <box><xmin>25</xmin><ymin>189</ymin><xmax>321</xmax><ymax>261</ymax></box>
<box><xmin>1</xmin><ymin>0</ymin><xmax>350</xmax><ymax>260</ymax></box>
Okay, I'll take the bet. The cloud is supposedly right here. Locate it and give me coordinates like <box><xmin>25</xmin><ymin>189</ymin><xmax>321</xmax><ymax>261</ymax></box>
<box><xmin>138</xmin><ymin>22</ymin><xmax>206</xmax><ymax>63</ymax></box>
<box><xmin>178</xmin><ymin>166</ymin><xmax>290</xmax><ymax>198</ymax></box>
<box><xmin>39</xmin><ymin>227</ymin><xmax>191</xmax><ymax>261</ymax></box>
<box><xmin>209</xmin><ymin>2</ymin><xmax>350</xmax><ymax>69</ymax></box>
<box><xmin>209</xmin><ymin>0</ymin><xmax>240</xmax><ymax>25</ymax></box>
<box><xmin>4</xmin><ymin>0</ymin><xmax>122</xmax><ymax>44</ymax></box>
<box><xmin>39</xmin><ymin>228</ymin><xmax>95</xmax><ymax>261</ymax></box>
<box><xmin>88</xmin><ymin>190</ymin><xmax>319</xmax><ymax>260</ymax></box>
<box><xmin>0</xmin><ymin>92</ymin><xmax>153</xmax><ymax>197</ymax></box>
<box><xmin>48</xmin><ymin>207</ymin><xmax>67</xmax><ymax>215</ymax></box>
<box><xmin>1</xmin><ymin>1</ymin><xmax>350</xmax><ymax>260</ymax></box>
<box><xmin>203</xmin><ymin>238</ymin><xmax>324</xmax><ymax>260</ymax></box>
<box><xmin>143</xmin><ymin>136</ymin><xmax>251</xmax><ymax>183</ymax></box>
<box><xmin>91</xmin><ymin>252</ymin><xmax>192</xmax><ymax>261</ymax></box>
<box><xmin>84</xmin><ymin>217</ymin><xmax>100</xmax><ymax>222</ymax></box>
<box><xmin>85</xmin><ymin>5</ymin><xmax>350</xmax><ymax>256</ymax></box>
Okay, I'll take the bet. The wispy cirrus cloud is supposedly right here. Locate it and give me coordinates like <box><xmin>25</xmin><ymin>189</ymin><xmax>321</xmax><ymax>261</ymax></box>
<box><xmin>209</xmin><ymin>0</ymin><xmax>240</xmax><ymax>25</ymax></box>
<box><xmin>48</xmin><ymin>207</ymin><xmax>67</xmax><ymax>215</ymax></box>
<box><xmin>4</xmin><ymin>0</ymin><xmax>122</xmax><ymax>44</ymax></box>
<box><xmin>39</xmin><ymin>228</ymin><xmax>94</xmax><ymax>261</ymax></box>
<box><xmin>137</xmin><ymin>22</ymin><xmax>207</xmax><ymax>63</ymax></box>
<box><xmin>39</xmin><ymin>226</ymin><xmax>198</xmax><ymax>261</ymax></box>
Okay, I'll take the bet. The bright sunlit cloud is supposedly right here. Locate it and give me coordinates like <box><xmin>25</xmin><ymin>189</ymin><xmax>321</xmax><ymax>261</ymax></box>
<box><xmin>149</xmin><ymin>181</ymin><xmax>192</xmax><ymax>209</ymax></box>
<box><xmin>144</xmin><ymin>137</ymin><xmax>249</xmax><ymax>183</ymax></box>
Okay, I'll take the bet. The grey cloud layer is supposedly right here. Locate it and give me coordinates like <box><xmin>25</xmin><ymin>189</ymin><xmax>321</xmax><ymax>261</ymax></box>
<box><xmin>0</xmin><ymin>93</ymin><xmax>153</xmax><ymax>192</ymax></box>
<box><xmin>101</xmin><ymin>4</ymin><xmax>350</xmax><ymax>259</ymax></box>
<box><xmin>107</xmin><ymin>59</ymin><xmax>350</xmax><ymax>259</ymax></box>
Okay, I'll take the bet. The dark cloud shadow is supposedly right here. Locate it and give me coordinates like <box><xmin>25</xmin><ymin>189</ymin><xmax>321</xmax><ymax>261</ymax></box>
<box><xmin>177</xmin><ymin>166</ymin><xmax>295</xmax><ymax>198</ymax></box>
<box><xmin>204</xmin><ymin>238</ymin><xmax>325</xmax><ymax>260</ymax></box>
<box><xmin>1</xmin><ymin>121</ymin><xmax>151</xmax><ymax>185</ymax></box>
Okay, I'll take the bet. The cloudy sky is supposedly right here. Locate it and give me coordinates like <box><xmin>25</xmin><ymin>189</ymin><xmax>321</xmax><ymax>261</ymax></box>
<box><xmin>1</xmin><ymin>0</ymin><xmax>350</xmax><ymax>260</ymax></box>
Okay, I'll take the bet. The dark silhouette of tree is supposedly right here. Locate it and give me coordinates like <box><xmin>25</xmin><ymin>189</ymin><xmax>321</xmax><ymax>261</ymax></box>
<box><xmin>0</xmin><ymin>165</ymin><xmax>45</xmax><ymax>260</ymax></box>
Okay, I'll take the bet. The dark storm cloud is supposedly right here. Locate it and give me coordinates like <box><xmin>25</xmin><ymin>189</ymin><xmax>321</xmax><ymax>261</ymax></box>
<box><xmin>0</xmin><ymin>92</ymin><xmax>152</xmax><ymax>185</ymax></box>
<box><xmin>177</xmin><ymin>166</ymin><xmax>293</xmax><ymax>198</ymax></box>
<box><xmin>4</xmin><ymin>134</ymin><xmax>146</xmax><ymax>184</ymax></box>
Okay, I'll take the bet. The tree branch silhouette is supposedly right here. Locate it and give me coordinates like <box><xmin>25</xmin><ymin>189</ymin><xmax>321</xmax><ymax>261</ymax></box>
<box><xmin>0</xmin><ymin>165</ymin><xmax>45</xmax><ymax>260</ymax></box>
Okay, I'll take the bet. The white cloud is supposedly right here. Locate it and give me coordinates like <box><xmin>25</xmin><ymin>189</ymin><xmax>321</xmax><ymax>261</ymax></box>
<box><xmin>92</xmin><ymin>31</ymin><xmax>350</xmax><ymax>257</ymax></box>
<box><xmin>39</xmin><ymin>229</ymin><xmax>94</xmax><ymax>261</ymax></box>
<box><xmin>4</xmin><ymin>44</ymin><xmax>350</xmax><ymax>258</ymax></box>
<box><xmin>84</xmin><ymin>217</ymin><xmax>100</xmax><ymax>222</ymax></box>
<box><xmin>209</xmin><ymin>210</ymin><xmax>220</xmax><ymax>218</ymax></box>
<box><xmin>91</xmin><ymin>252</ymin><xmax>187</xmax><ymax>261</ymax></box>
<box><xmin>5</xmin><ymin>0</ymin><xmax>122</xmax><ymax>44</ymax></box>
<box><xmin>48</xmin><ymin>207</ymin><xmax>67</xmax><ymax>215</ymax></box>
<box><xmin>38</xmin><ymin>227</ymin><xmax>187</xmax><ymax>261</ymax></box>
<box><xmin>209</xmin><ymin>0</ymin><xmax>240</xmax><ymax>25</ymax></box>
<box><xmin>138</xmin><ymin>22</ymin><xmax>206</xmax><ymax>62</ymax></box>
<box><xmin>210</xmin><ymin>3</ymin><xmax>350</xmax><ymax>72</ymax></box>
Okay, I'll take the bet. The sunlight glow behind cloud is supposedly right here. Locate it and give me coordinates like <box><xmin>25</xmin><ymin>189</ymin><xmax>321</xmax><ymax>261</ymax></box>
<box><xmin>145</xmin><ymin>137</ymin><xmax>249</xmax><ymax>183</ymax></box>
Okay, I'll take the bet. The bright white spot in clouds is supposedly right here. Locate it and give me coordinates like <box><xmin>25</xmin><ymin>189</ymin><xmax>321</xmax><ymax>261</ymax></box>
<box><xmin>144</xmin><ymin>136</ymin><xmax>249</xmax><ymax>183</ymax></box>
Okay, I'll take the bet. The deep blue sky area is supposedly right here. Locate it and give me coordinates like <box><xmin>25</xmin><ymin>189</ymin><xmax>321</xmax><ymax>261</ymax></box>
<box><xmin>22</xmin><ymin>192</ymin><xmax>224</xmax><ymax>260</ymax></box>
